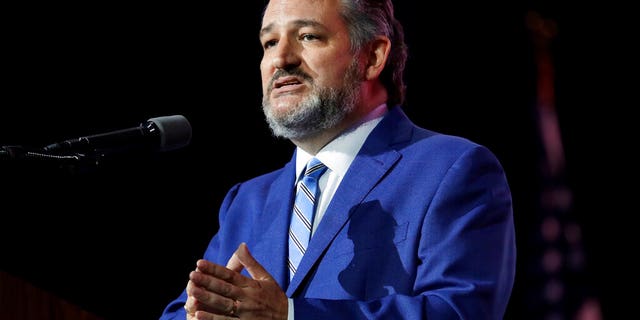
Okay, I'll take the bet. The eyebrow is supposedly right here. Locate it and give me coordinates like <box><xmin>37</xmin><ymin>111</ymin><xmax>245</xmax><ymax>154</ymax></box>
<box><xmin>260</xmin><ymin>19</ymin><xmax>324</xmax><ymax>38</ymax></box>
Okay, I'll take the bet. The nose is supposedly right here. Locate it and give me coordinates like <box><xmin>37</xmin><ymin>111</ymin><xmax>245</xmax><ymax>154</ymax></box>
<box><xmin>271</xmin><ymin>38</ymin><xmax>300</xmax><ymax>70</ymax></box>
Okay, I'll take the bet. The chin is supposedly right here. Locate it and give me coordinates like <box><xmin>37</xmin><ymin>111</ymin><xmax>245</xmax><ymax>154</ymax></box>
<box><xmin>270</xmin><ymin>98</ymin><xmax>301</xmax><ymax>114</ymax></box>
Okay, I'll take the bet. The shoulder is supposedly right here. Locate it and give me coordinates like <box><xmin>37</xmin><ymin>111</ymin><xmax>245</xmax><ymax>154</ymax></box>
<box><xmin>374</xmin><ymin>106</ymin><xmax>504</xmax><ymax>166</ymax></box>
<box><xmin>383</xmin><ymin>107</ymin><xmax>491</xmax><ymax>153</ymax></box>
<box><xmin>218</xmin><ymin>165</ymin><xmax>291</xmax><ymax>214</ymax></box>
<box><xmin>235</xmin><ymin>166</ymin><xmax>288</xmax><ymax>192</ymax></box>
<box><xmin>406</xmin><ymin>124</ymin><xmax>495</xmax><ymax>160</ymax></box>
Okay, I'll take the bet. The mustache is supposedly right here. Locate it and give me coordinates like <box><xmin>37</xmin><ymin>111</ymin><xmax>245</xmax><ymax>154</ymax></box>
<box><xmin>269</xmin><ymin>68</ymin><xmax>313</xmax><ymax>90</ymax></box>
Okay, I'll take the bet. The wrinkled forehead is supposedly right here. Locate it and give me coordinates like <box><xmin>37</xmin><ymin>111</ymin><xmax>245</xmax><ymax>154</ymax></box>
<box><xmin>261</xmin><ymin>0</ymin><xmax>343</xmax><ymax>30</ymax></box>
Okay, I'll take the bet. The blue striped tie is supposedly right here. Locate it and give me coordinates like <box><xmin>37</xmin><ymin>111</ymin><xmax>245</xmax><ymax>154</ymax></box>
<box><xmin>288</xmin><ymin>157</ymin><xmax>327</xmax><ymax>280</ymax></box>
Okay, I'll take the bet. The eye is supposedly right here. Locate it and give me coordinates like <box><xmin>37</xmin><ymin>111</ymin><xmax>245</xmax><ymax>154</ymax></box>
<box><xmin>300</xmin><ymin>33</ymin><xmax>320</xmax><ymax>41</ymax></box>
<box><xmin>262</xmin><ymin>39</ymin><xmax>277</xmax><ymax>49</ymax></box>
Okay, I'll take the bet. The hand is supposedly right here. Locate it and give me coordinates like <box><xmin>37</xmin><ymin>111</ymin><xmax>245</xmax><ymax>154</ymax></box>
<box><xmin>184</xmin><ymin>243</ymin><xmax>288</xmax><ymax>319</ymax></box>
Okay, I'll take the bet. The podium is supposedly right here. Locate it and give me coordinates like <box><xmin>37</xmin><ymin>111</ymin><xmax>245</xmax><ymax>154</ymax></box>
<box><xmin>0</xmin><ymin>270</ymin><xmax>103</xmax><ymax>320</ymax></box>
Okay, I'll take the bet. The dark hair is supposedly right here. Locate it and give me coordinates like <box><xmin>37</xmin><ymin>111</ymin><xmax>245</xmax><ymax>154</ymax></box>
<box><xmin>339</xmin><ymin>0</ymin><xmax>407</xmax><ymax>107</ymax></box>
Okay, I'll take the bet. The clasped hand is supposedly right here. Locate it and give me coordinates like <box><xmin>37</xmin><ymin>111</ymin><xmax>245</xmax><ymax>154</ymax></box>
<box><xmin>184</xmin><ymin>243</ymin><xmax>288</xmax><ymax>319</ymax></box>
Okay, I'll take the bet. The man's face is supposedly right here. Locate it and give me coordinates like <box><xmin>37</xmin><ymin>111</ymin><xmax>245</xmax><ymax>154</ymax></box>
<box><xmin>259</xmin><ymin>0</ymin><xmax>362</xmax><ymax>139</ymax></box>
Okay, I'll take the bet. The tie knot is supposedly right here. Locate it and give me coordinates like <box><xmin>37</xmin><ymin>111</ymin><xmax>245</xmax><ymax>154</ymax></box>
<box><xmin>304</xmin><ymin>158</ymin><xmax>327</xmax><ymax>179</ymax></box>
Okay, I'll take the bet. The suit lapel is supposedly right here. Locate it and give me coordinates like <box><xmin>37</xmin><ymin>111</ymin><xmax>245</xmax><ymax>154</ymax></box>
<box><xmin>286</xmin><ymin>108</ymin><xmax>411</xmax><ymax>295</ymax></box>
<box><xmin>250</xmin><ymin>158</ymin><xmax>297</xmax><ymax>289</ymax></box>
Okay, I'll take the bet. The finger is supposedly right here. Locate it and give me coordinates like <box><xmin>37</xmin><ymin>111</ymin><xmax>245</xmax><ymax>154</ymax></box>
<box><xmin>184</xmin><ymin>296</ymin><xmax>195</xmax><ymax>317</ymax></box>
<box><xmin>187</xmin><ymin>278</ymin><xmax>223</xmax><ymax>316</ymax></box>
<box><xmin>235</xmin><ymin>243</ymin><xmax>272</xmax><ymax>281</ymax></box>
<box><xmin>195</xmin><ymin>259</ymin><xmax>254</xmax><ymax>288</ymax></box>
<box><xmin>196</xmin><ymin>260</ymin><xmax>234</xmax><ymax>281</ymax></box>
<box><xmin>188</xmin><ymin>285</ymin><xmax>238</xmax><ymax>317</ymax></box>
<box><xmin>195</xmin><ymin>311</ymin><xmax>238</xmax><ymax>320</ymax></box>
<box><xmin>186</xmin><ymin>294</ymin><xmax>216</xmax><ymax>317</ymax></box>
<box><xmin>185</xmin><ymin>280</ymin><xmax>196</xmax><ymax>310</ymax></box>
<box><xmin>210</xmin><ymin>314</ymin><xmax>240</xmax><ymax>320</ymax></box>
<box><xmin>189</xmin><ymin>270</ymin><xmax>244</xmax><ymax>300</ymax></box>
<box><xmin>225</xmin><ymin>245</ymin><xmax>243</xmax><ymax>272</ymax></box>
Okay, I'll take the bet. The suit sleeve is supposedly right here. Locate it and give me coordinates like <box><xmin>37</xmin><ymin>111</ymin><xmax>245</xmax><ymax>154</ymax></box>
<box><xmin>158</xmin><ymin>183</ymin><xmax>242</xmax><ymax>320</ymax></box>
<box><xmin>292</xmin><ymin>146</ymin><xmax>516</xmax><ymax>319</ymax></box>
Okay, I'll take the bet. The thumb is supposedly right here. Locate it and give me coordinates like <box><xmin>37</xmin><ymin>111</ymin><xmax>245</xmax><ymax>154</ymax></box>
<box><xmin>225</xmin><ymin>243</ymin><xmax>245</xmax><ymax>272</ymax></box>
<box><xmin>235</xmin><ymin>242</ymin><xmax>272</xmax><ymax>281</ymax></box>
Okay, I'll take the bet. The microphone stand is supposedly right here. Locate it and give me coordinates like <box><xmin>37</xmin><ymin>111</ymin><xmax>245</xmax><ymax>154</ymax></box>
<box><xmin>1</xmin><ymin>145</ymin><xmax>101</xmax><ymax>174</ymax></box>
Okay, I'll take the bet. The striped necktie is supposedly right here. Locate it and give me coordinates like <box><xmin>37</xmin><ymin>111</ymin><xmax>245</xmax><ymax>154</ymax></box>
<box><xmin>288</xmin><ymin>157</ymin><xmax>327</xmax><ymax>280</ymax></box>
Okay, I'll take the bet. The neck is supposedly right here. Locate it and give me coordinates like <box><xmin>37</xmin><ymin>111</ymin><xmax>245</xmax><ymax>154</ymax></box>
<box><xmin>292</xmin><ymin>85</ymin><xmax>388</xmax><ymax>155</ymax></box>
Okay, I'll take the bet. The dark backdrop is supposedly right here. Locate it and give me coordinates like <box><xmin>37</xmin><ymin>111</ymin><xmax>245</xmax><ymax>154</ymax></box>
<box><xmin>1</xmin><ymin>2</ymin><xmax>632</xmax><ymax>319</ymax></box>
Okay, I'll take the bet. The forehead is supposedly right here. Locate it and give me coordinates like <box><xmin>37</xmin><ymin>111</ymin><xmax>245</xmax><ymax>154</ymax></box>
<box><xmin>262</xmin><ymin>0</ymin><xmax>344</xmax><ymax>30</ymax></box>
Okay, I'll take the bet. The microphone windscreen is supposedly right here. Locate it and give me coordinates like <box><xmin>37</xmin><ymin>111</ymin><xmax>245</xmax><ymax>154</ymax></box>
<box><xmin>148</xmin><ymin>115</ymin><xmax>192</xmax><ymax>152</ymax></box>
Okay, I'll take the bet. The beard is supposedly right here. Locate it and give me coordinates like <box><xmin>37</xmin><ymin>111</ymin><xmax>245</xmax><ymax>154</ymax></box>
<box><xmin>262</xmin><ymin>59</ymin><xmax>362</xmax><ymax>140</ymax></box>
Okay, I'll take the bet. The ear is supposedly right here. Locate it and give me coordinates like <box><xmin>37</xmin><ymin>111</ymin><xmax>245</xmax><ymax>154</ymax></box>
<box><xmin>365</xmin><ymin>35</ymin><xmax>391</xmax><ymax>80</ymax></box>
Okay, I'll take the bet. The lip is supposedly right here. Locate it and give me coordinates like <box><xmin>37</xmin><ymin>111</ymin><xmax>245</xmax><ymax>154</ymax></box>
<box><xmin>274</xmin><ymin>76</ymin><xmax>302</xmax><ymax>88</ymax></box>
<box><xmin>272</xmin><ymin>76</ymin><xmax>305</xmax><ymax>94</ymax></box>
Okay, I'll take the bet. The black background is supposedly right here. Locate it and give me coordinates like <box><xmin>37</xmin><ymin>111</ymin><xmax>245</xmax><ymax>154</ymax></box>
<box><xmin>1</xmin><ymin>2</ymin><xmax>633</xmax><ymax>319</ymax></box>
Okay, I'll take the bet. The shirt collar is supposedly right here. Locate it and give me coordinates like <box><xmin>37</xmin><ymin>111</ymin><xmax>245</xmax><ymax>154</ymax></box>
<box><xmin>295</xmin><ymin>103</ymin><xmax>388</xmax><ymax>179</ymax></box>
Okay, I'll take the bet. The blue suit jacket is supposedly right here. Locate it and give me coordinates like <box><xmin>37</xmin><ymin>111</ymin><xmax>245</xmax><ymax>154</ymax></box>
<box><xmin>160</xmin><ymin>107</ymin><xmax>516</xmax><ymax>319</ymax></box>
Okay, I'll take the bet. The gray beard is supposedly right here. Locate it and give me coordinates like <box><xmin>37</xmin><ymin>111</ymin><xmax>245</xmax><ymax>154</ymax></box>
<box><xmin>262</xmin><ymin>63</ymin><xmax>361</xmax><ymax>141</ymax></box>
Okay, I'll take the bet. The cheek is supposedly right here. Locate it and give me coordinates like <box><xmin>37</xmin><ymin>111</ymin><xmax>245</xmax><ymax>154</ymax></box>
<box><xmin>307</xmin><ymin>53</ymin><xmax>353</xmax><ymax>85</ymax></box>
<box><xmin>260</xmin><ymin>62</ymin><xmax>273</xmax><ymax>90</ymax></box>
<box><xmin>314</xmin><ymin>66</ymin><xmax>345</xmax><ymax>88</ymax></box>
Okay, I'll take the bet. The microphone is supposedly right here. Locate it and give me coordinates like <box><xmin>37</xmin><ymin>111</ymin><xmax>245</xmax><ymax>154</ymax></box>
<box><xmin>42</xmin><ymin>115</ymin><xmax>192</xmax><ymax>155</ymax></box>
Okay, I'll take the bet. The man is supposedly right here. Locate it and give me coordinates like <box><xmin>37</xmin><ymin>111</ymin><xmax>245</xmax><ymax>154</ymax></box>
<box><xmin>160</xmin><ymin>0</ymin><xmax>516</xmax><ymax>319</ymax></box>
